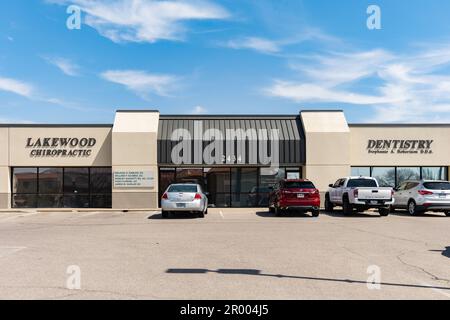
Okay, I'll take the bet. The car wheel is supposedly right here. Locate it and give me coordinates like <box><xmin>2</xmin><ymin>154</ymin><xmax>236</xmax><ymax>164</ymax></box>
<box><xmin>342</xmin><ymin>196</ymin><xmax>353</xmax><ymax>215</ymax></box>
<box><xmin>312</xmin><ymin>209</ymin><xmax>320</xmax><ymax>217</ymax></box>
<box><xmin>198</xmin><ymin>211</ymin><xmax>205</xmax><ymax>218</ymax></box>
<box><xmin>379</xmin><ymin>208</ymin><xmax>389</xmax><ymax>216</ymax></box>
<box><xmin>407</xmin><ymin>200</ymin><xmax>418</xmax><ymax>216</ymax></box>
<box><xmin>269</xmin><ymin>206</ymin><xmax>275</xmax><ymax>213</ymax></box>
<box><xmin>324</xmin><ymin>195</ymin><xmax>333</xmax><ymax>212</ymax></box>
<box><xmin>162</xmin><ymin>211</ymin><xmax>169</xmax><ymax>219</ymax></box>
<box><xmin>275</xmin><ymin>205</ymin><xmax>283</xmax><ymax>217</ymax></box>
<box><xmin>445</xmin><ymin>211</ymin><xmax>450</xmax><ymax>217</ymax></box>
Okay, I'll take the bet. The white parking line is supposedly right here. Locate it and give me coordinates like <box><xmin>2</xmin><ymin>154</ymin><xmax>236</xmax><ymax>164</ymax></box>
<box><xmin>79</xmin><ymin>211</ymin><xmax>103</xmax><ymax>217</ymax></box>
<box><xmin>219</xmin><ymin>211</ymin><xmax>225</xmax><ymax>219</ymax></box>
<box><xmin>422</xmin><ymin>282</ymin><xmax>450</xmax><ymax>298</ymax></box>
<box><xmin>0</xmin><ymin>246</ymin><xmax>27</xmax><ymax>258</ymax></box>
<box><xmin>0</xmin><ymin>212</ymin><xmax>37</xmax><ymax>222</ymax></box>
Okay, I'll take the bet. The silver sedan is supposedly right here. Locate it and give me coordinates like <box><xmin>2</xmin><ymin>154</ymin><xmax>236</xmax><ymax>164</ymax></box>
<box><xmin>161</xmin><ymin>184</ymin><xmax>209</xmax><ymax>218</ymax></box>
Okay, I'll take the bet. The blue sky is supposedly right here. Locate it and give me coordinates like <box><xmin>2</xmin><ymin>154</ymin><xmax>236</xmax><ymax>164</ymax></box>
<box><xmin>2</xmin><ymin>0</ymin><xmax>450</xmax><ymax>124</ymax></box>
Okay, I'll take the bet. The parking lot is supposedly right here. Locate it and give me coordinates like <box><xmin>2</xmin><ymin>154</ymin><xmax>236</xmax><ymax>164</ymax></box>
<box><xmin>0</xmin><ymin>208</ymin><xmax>449</xmax><ymax>300</ymax></box>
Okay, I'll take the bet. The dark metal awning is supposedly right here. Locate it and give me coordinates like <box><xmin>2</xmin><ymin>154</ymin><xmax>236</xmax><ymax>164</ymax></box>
<box><xmin>157</xmin><ymin>115</ymin><xmax>305</xmax><ymax>166</ymax></box>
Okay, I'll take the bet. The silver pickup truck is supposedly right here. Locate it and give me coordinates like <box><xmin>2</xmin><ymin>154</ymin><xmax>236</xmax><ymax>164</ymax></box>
<box><xmin>324</xmin><ymin>176</ymin><xmax>394</xmax><ymax>216</ymax></box>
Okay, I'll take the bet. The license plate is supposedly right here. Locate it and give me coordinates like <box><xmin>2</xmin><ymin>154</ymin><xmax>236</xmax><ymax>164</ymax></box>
<box><xmin>297</xmin><ymin>194</ymin><xmax>305</xmax><ymax>198</ymax></box>
<box><xmin>176</xmin><ymin>203</ymin><xmax>186</xmax><ymax>208</ymax></box>
<box><xmin>370</xmin><ymin>200</ymin><xmax>378</xmax><ymax>205</ymax></box>
<box><xmin>439</xmin><ymin>194</ymin><xmax>446</xmax><ymax>199</ymax></box>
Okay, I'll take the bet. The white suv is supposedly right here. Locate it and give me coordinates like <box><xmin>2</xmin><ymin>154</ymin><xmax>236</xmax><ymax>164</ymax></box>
<box><xmin>392</xmin><ymin>180</ymin><xmax>450</xmax><ymax>216</ymax></box>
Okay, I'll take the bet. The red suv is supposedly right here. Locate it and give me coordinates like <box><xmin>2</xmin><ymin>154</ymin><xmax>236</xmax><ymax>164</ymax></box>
<box><xmin>269</xmin><ymin>179</ymin><xmax>321</xmax><ymax>217</ymax></box>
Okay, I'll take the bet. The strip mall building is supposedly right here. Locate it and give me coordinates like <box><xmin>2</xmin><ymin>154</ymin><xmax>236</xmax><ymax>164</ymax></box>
<box><xmin>0</xmin><ymin>110</ymin><xmax>448</xmax><ymax>209</ymax></box>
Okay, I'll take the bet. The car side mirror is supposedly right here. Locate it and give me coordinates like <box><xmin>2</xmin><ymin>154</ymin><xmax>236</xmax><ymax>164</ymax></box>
<box><xmin>328</xmin><ymin>184</ymin><xmax>334</xmax><ymax>188</ymax></box>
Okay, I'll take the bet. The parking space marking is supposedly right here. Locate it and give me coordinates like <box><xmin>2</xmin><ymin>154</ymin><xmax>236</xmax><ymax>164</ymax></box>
<box><xmin>0</xmin><ymin>212</ymin><xmax>37</xmax><ymax>223</ymax></box>
<box><xmin>0</xmin><ymin>246</ymin><xmax>27</xmax><ymax>258</ymax></box>
<box><xmin>219</xmin><ymin>211</ymin><xmax>225</xmax><ymax>219</ymax></box>
<box><xmin>421</xmin><ymin>282</ymin><xmax>450</xmax><ymax>298</ymax></box>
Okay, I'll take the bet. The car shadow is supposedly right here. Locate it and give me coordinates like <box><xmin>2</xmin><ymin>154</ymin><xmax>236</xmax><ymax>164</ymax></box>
<box><xmin>390</xmin><ymin>210</ymin><xmax>448</xmax><ymax>218</ymax></box>
<box><xmin>321</xmin><ymin>210</ymin><xmax>382</xmax><ymax>218</ymax></box>
<box><xmin>165</xmin><ymin>268</ymin><xmax>450</xmax><ymax>291</ymax></box>
<box><xmin>256</xmin><ymin>210</ymin><xmax>315</xmax><ymax>218</ymax></box>
<box><xmin>147</xmin><ymin>212</ymin><xmax>201</xmax><ymax>220</ymax></box>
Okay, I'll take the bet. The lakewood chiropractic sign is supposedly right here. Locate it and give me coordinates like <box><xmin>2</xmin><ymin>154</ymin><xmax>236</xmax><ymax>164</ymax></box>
<box><xmin>367</xmin><ymin>139</ymin><xmax>434</xmax><ymax>154</ymax></box>
<box><xmin>26</xmin><ymin>137</ymin><xmax>97</xmax><ymax>157</ymax></box>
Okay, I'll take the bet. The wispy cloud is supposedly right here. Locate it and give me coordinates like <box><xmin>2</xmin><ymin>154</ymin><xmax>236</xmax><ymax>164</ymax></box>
<box><xmin>265</xmin><ymin>45</ymin><xmax>450</xmax><ymax>123</ymax></box>
<box><xmin>223</xmin><ymin>28</ymin><xmax>341</xmax><ymax>55</ymax></box>
<box><xmin>43</xmin><ymin>56</ymin><xmax>80</xmax><ymax>76</ymax></box>
<box><xmin>0</xmin><ymin>76</ymin><xmax>34</xmax><ymax>97</ymax></box>
<box><xmin>191</xmin><ymin>105</ymin><xmax>207</xmax><ymax>114</ymax></box>
<box><xmin>47</xmin><ymin>0</ymin><xmax>229</xmax><ymax>43</ymax></box>
<box><xmin>225</xmin><ymin>37</ymin><xmax>281</xmax><ymax>54</ymax></box>
<box><xmin>101</xmin><ymin>69</ymin><xmax>179</xmax><ymax>99</ymax></box>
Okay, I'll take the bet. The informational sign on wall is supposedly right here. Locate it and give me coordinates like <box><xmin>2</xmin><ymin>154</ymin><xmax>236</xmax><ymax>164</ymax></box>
<box><xmin>113</xmin><ymin>170</ymin><xmax>155</xmax><ymax>188</ymax></box>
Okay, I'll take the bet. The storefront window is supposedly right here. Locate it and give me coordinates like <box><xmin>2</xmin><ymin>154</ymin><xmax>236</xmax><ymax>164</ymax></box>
<box><xmin>371</xmin><ymin>167</ymin><xmax>396</xmax><ymax>187</ymax></box>
<box><xmin>64</xmin><ymin>168</ymin><xmax>89</xmax><ymax>194</ymax></box>
<box><xmin>176</xmin><ymin>168</ymin><xmax>204</xmax><ymax>186</ymax></box>
<box><xmin>159</xmin><ymin>168</ymin><xmax>176</xmax><ymax>195</ymax></box>
<box><xmin>231</xmin><ymin>168</ymin><xmax>258</xmax><ymax>207</ymax></box>
<box><xmin>397</xmin><ymin>167</ymin><xmax>420</xmax><ymax>186</ymax></box>
<box><xmin>351</xmin><ymin>167</ymin><xmax>371</xmax><ymax>177</ymax></box>
<box><xmin>422</xmin><ymin>167</ymin><xmax>448</xmax><ymax>181</ymax></box>
<box><xmin>38</xmin><ymin>168</ymin><xmax>63</xmax><ymax>194</ymax></box>
<box><xmin>11</xmin><ymin>167</ymin><xmax>112</xmax><ymax>209</ymax></box>
<box><xmin>204</xmin><ymin>168</ymin><xmax>231</xmax><ymax>207</ymax></box>
<box><xmin>12</xmin><ymin>168</ymin><xmax>37</xmax><ymax>194</ymax></box>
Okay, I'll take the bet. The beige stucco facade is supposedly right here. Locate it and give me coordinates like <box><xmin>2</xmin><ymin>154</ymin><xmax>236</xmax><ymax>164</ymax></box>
<box><xmin>1</xmin><ymin>109</ymin><xmax>449</xmax><ymax>210</ymax></box>
<box><xmin>301</xmin><ymin>111</ymin><xmax>351</xmax><ymax>198</ymax></box>
<box><xmin>112</xmin><ymin>111</ymin><xmax>160</xmax><ymax>209</ymax></box>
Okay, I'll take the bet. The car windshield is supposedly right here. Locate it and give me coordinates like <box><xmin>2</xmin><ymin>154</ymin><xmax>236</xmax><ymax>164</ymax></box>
<box><xmin>423</xmin><ymin>182</ymin><xmax>450</xmax><ymax>190</ymax></box>
<box><xmin>347</xmin><ymin>179</ymin><xmax>378</xmax><ymax>188</ymax></box>
<box><xmin>168</xmin><ymin>185</ymin><xmax>198</xmax><ymax>193</ymax></box>
<box><xmin>284</xmin><ymin>181</ymin><xmax>315</xmax><ymax>189</ymax></box>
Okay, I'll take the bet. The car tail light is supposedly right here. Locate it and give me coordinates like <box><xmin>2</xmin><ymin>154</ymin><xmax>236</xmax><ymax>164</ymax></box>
<box><xmin>353</xmin><ymin>189</ymin><xmax>359</xmax><ymax>198</ymax></box>
<box><xmin>418</xmin><ymin>190</ymin><xmax>433</xmax><ymax>196</ymax></box>
<box><xmin>161</xmin><ymin>193</ymin><xmax>168</xmax><ymax>200</ymax></box>
<box><xmin>194</xmin><ymin>193</ymin><xmax>202</xmax><ymax>200</ymax></box>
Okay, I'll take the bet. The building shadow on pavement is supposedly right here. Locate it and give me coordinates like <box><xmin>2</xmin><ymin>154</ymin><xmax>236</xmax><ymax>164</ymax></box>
<box><xmin>256</xmin><ymin>211</ymin><xmax>314</xmax><ymax>218</ymax></box>
<box><xmin>429</xmin><ymin>246</ymin><xmax>450</xmax><ymax>259</ymax></box>
<box><xmin>166</xmin><ymin>268</ymin><xmax>450</xmax><ymax>291</ymax></box>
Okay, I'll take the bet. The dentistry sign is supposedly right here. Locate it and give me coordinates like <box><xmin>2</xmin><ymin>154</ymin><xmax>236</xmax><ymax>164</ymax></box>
<box><xmin>26</xmin><ymin>137</ymin><xmax>97</xmax><ymax>157</ymax></box>
<box><xmin>367</xmin><ymin>139</ymin><xmax>434</xmax><ymax>155</ymax></box>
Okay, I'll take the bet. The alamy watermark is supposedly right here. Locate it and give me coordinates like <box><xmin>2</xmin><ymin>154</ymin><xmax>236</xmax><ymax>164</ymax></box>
<box><xmin>66</xmin><ymin>265</ymin><xmax>81</xmax><ymax>290</ymax></box>
<box><xmin>367</xmin><ymin>5</ymin><xmax>382</xmax><ymax>30</ymax></box>
<box><xmin>366</xmin><ymin>265</ymin><xmax>381</xmax><ymax>290</ymax></box>
<box><xmin>170</xmin><ymin>120</ymin><xmax>280</xmax><ymax>169</ymax></box>
<box><xmin>66</xmin><ymin>5</ymin><xmax>82</xmax><ymax>30</ymax></box>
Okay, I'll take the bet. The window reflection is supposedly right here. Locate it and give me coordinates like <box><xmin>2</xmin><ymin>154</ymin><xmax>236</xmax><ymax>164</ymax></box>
<box><xmin>397</xmin><ymin>167</ymin><xmax>420</xmax><ymax>185</ymax></box>
<box><xmin>12</xmin><ymin>168</ymin><xmax>37</xmax><ymax>194</ymax></box>
<box><xmin>351</xmin><ymin>167</ymin><xmax>371</xmax><ymax>177</ymax></box>
<box><xmin>370</xmin><ymin>167</ymin><xmax>396</xmax><ymax>187</ymax></box>
<box><xmin>39</xmin><ymin>168</ymin><xmax>63</xmax><ymax>194</ymax></box>
<box><xmin>422</xmin><ymin>167</ymin><xmax>448</xmax><ymax>180</ymax></box>
<box><xmin>12</xmin><ymin>167</ymin><xmax>112</xmax><ymax>208</ymax></box>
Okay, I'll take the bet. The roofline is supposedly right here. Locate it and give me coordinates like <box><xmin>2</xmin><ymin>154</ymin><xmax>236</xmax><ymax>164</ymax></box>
<box><xmin>349</xmin><ymin>123</ymin><xmax>450</xmax><ymax>127</ymax></box>
<box><xmin>160</xmin><ymin>114</ymin><xmax>301</xmax><ymax>120</ymax></box>
<box><xmin>0</xmin><ymin>124</ymin><xmax>113</xmax><ymax>128</ymax></box>
<box><xmin>116</xmin><ymin>109</ymin><xmax>159</xmax><ymax>113</ymax></box>
<box><xmin>300</xmin><ymin>110</ymin><xmax>344</xmax><ymax>113</ymax></box>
